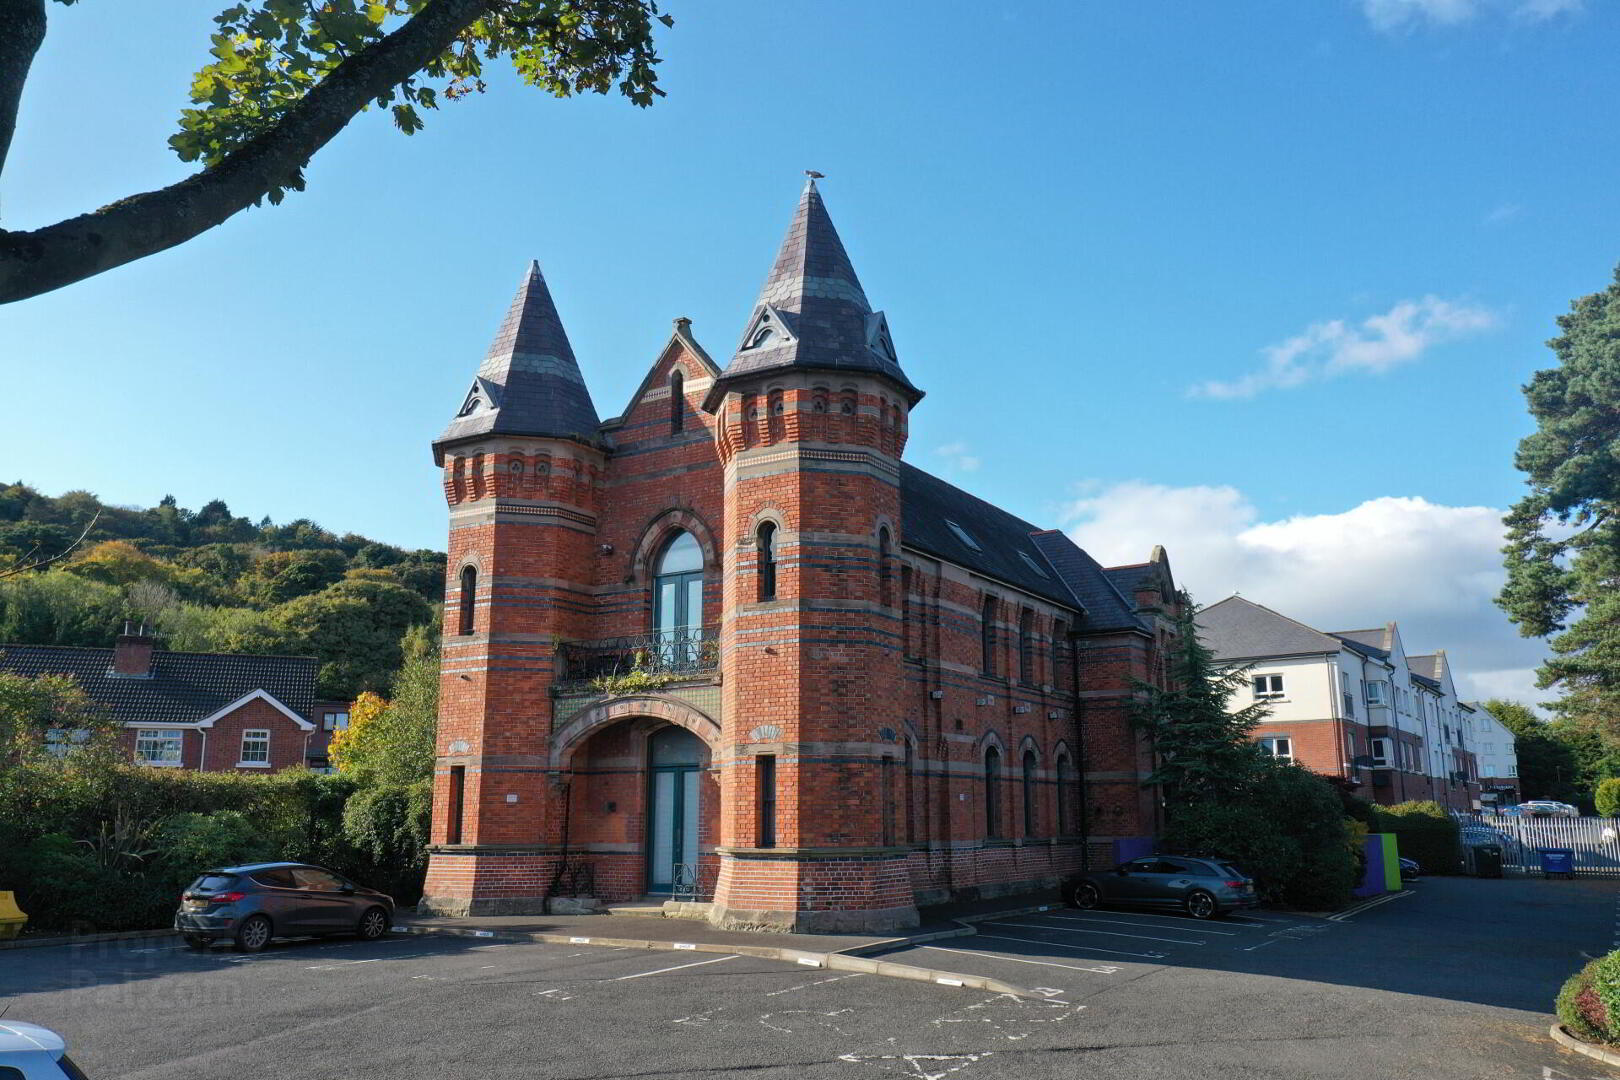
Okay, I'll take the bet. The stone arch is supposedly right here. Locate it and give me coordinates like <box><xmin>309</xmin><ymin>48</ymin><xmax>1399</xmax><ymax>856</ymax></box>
<box><xmin>627</xmin><ymin>507</ymin><xmax>719</xmax><ymax>584</ymax></box>
<box><xmin>549</xmin><ymin>694</ymin><xmax>722</xmax><ymax>770</ymax></box>
<box><xmin>1017</xmin><ymin>733</ymin><xmax>1043</xmax><ymax>763</ymax></box>
<box><xmin>976</xmin><ymin>729</ymin><xmax>1007</xmax><ymax>755</ymax></box>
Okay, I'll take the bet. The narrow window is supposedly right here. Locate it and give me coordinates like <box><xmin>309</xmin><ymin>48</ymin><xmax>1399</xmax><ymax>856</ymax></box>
<box><xmin>1022</xmin><ymin>750</ymin><xmax>1038</xmax><ymax>837</ymax></box>
<box><xmin>1018</xmin><ymin>608</ymin><xmax>1034</xmax><ymax>685</ymax></box>
<box><xmin>981</xmin><ymin>595</ymin><xmax>998</xmax><ymax>677</ymax></box>
<box><xmin>447</xmin><ymin>765</ymin><xmax>466</xmax><ymax>845</ymax></box>
<box><xmin>458</xmin><ymin>565</ymin><xmax>477</xmax><ymax>636</ymax></box>
<box><xmin>904</xmin><ymin>741</ymin><xmax>917</xmax><ymax>844</ymax></box>
<box><xmin>881</xmin><ymin>756</ymin><xmax>896</xmax><ymax>846</ymax></box>
<box><xmin>1055</xmin><ymin>754</ymin><xmax>1073</xmax><ymax>835</ymax></box>
<box><xmin>757</xmin><ymin>754</ymin><xmax>777</xmax><ymax>848</ymax></box>
<box><xmin>1051</xmin><ymin>619</ymin><xmax>1067</xmax><ymax>691</ymax></box>
<box><xmin>984</xmin><ymin>747</ymin><xmax>1002</xmax><ymax>838</ymax></box>
<box><xmin>901</xmin><ymin>565</ymin><xmax>914</xmax><ymax>657</ymax></box>
<box><xmin>670</xmin><ymin>370</ymin><xmax>685</xmax><ymax>434</ymax></box>
<box><xmin>878</xmin><ymin>527</ymin><xmax>892</xmax><ymax>607</ymax></box>
<box><xmin>756</xmin><ymin>521</ymin><xmax>777</xmax><ymax>601</ymax></box>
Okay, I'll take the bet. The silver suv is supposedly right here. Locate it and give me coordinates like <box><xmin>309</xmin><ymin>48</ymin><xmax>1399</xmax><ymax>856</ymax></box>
<box><xmin>174</xmin><ymin>862</ymin><xmax>394</xmax><ymax>952</ymax></box>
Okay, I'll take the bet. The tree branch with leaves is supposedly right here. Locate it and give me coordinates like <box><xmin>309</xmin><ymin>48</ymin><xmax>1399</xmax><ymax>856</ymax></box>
<box><xmin>0</xmin><ymin>0</ymin><xmax>672</xmax><ymax>303</ymax></box>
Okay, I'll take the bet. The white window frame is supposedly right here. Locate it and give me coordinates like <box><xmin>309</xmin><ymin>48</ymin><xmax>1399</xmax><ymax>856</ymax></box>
<box><xmin>135</xmin><ymin>728</ymin><xmax>184</xmax><ymax>767</ymax></box>
<box><xmin>238</xmin><ymin>728</ymin><xmax>271</xmax><ymax>767</ymax></box>
<box><xmin>1253</xmin><ymin>674</ymin><xmax>1285</xmax><ymax>700</ymax></box>
<box><xmin>1370</xmin><ymin>737</ymin><xmax>1391</xmax><ymax>767</ymax></box>
<box><xmin>1364</xmin><ymin>680</ymin><xmax>1388</xmax><ymax>706</ymax></box>
<box><xmin>1259</xmin><ymin>736</ymin><xmax>1293</xmax><ymax>761</ymax></box>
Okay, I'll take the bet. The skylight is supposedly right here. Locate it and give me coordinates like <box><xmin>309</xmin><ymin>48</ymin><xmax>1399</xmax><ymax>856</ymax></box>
<box><xmin>1018</xmin><ymin>551</ymin><xmax>1050</xmax><ymax>579</ymax></box>
<box><xmin>944</xmin><ymin>519</ymin><xmax>981</xmax><ymax>552</ymax></box>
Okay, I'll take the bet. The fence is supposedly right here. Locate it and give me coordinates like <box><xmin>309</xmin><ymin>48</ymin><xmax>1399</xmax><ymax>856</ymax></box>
<box><xmin>1459</xmin><ymin>813</ymin><xmax>1620</xmax><ymax>877</ymax></box>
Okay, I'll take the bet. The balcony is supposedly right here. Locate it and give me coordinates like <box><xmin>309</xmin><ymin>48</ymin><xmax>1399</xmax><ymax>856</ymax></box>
<box><xmin>554</xmin><ymin>627</ymin><xmax>719</xmax><ymax>692</ymax></box>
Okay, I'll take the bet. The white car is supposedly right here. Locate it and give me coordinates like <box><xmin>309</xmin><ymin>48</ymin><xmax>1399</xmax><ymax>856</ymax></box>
<box><xmin>0</xmin><ymin>1022</ymin><xmax>89</xmax><ymax>1078</ymax></box>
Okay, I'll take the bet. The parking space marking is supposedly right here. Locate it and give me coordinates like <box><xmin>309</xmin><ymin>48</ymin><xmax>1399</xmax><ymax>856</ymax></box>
<box><xmin>1327</xmin><ymin>891</ymin><xmax>1413</xmax><ymax>921</ymax></box>
<box><xmin>918</xmin><ymin>944</ymin><xmax>1120</xmax><ymax>975</ymax></box>
<box><xmin>984</xmin><ymin>920</ymin><xmax>1205</xmax><ymax>946</ymax></box>
<box><xmin>1241</xmin><ymin>939</ymin><xmax>1280</xmax><ymax>952</ymax></box>
<box><xmin>614</xmin><ymin>954</ymin><xmax>739</xmax><ymax>980</ymax></box>
<box><xmin>1069</xmin><ymin>907</ymin><xmax>1275</xmax><ymax>930</ymax></box>
<box><xmin>1041</xmin><ymin>913</ymin><xmax>1240</xmax><ymax>936</ymax></box>
<box><xmin>975</xmin><ymin>932</ymin><xmax>1165</xmax><ymax>959</ymax></box>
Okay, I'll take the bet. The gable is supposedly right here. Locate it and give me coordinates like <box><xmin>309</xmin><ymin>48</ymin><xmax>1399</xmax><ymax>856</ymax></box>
<box><xmin>604</xmin><ymin>329</ymin><xmax>720</xmax><ymax>441</ymax></box>
<box><xmin>1197</xmin><ymin>596</ymin><xmax>1342</xmax><ymax>660</ymax></box>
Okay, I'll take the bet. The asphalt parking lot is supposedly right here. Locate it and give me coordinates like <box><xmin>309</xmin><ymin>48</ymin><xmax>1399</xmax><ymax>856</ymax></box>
<box><xmin>2</xmin><ymin>874</ymin><xmax>1617</xmax><ymax>1080</ymax></box>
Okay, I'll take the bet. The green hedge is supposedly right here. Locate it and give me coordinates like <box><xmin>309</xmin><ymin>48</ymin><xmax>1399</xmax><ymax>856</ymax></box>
<box><xmin>1558</xmin><ymin>952</ymin><xmax>1620</xmax><ymax>1045</ymax></box>
<box><xmin>0</xmin><ymin>762</ymin><xmax>427</xmax><ymax>932</ymax></box>
<box><xmin>1374</xmin><ymin>801</ymin><xmax>1462</xmax><ymax>875</ymax></box>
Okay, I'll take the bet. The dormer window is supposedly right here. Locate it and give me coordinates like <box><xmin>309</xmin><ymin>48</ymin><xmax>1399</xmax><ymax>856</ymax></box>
<box><xmin>747</xmin><ymin>326</ymin><xmax>776</xmax><ymax>350</ymax></box>
<box><xmin>945</xmin><ymin>519</ymin><xmax>982</xmax><ymax>552</ymax></box>
<box><xmin>458</xmin><ymin>395</ymin><xmax>482</xmax><ymax>417</ymax></box>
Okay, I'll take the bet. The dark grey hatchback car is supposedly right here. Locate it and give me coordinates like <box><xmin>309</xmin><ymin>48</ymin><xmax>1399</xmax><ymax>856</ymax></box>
<box><xmin>175</xmin><ymin>862</ymin><xmax>395</xmax><ymax>952</ymax></box>
<box><xmin>1065</xmin><ymin>855</ymin><xmax>1259</xmax><ymax>920</ymax></box>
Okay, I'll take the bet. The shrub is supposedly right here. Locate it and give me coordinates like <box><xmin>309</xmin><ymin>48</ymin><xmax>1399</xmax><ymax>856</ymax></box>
<box><xmin>1560</xmin><ymin>958</ymin><xmax>1616</xmax><ymax>1044</ymax></box>
<box><xmin>153</xmin><ymin>811</ymin><xmax>279</xmax><ymax>886</ymax></box>
<box><xmin>1374</xmin><ymin>801</ymin><xmax>1462</xmax><ymax>874</ymax></box>
<box><xmin>1596</xmin><ymin>778</ymin><xmax>1620</xmax><ymax>818</ymax></box>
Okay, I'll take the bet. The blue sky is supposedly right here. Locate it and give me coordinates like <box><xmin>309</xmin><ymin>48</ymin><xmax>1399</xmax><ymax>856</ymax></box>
<box><xmin>5</xmin><ymin>0</ymin><xmax>1615</xmax><ymax>705</ymax></box>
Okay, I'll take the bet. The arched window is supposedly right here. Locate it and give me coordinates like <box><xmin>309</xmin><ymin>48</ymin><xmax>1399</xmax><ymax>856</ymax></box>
<box><xmin>1018</xmin><ymin>608</ymin><xmax>1034</xmax><ymax>685</ymax></box>
<box><xmin>458</xmin><ymin>565</ymin><xmax>477</xmax><ymax>636</ymax></box>
<box><xmin>984</xmin><ymin>746</ymin><xmax>1002</xmax><ymax>838</ymax></box>
<box><xmin>756</xmin><ymin>521</ymin><xmax>777</xmax><ymax>602</ymax></box>
<box><xmin>903</xmin><ymin>739</ymin><xmax>917</xmax><ymax>844</ymax></box>
<box><xmin>1055</xmin><ymin>753</ymin><xmax>1074</xmax><ymax>835</ymax></box>
<box><xmin>1022</xmin><ymin>750</ymin><xmax>1038</xmax><ymax>837</ymax></box>
<box><xmin>981</xmin><ymin>595</ymin><xmax>998</xmax><ymax>677</ymax></box>
<box><xmin>878</xmin><ymin>527</ymin><xmax>892</xmax><ymax>607</ymax></box>
<box><xmin>901</xmin><ymin>566</ymin><xmax>915</xmax><ymax>658</ymax></box>
<box><xmin>654</xmin><ymin>531</ymin><xmax>704</xmax><ymax>664</ymax></box>
<box><xmin>669</xmin><ymin>370</ymin><xmax>685</xmax><ymax>434</ymax></box>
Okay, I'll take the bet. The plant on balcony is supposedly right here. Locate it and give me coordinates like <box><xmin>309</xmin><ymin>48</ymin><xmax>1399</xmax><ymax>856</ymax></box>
<box><xmin>590</xmin><ymin>651</ymin><xmax>679</xmax><ymax>697</ymax></box>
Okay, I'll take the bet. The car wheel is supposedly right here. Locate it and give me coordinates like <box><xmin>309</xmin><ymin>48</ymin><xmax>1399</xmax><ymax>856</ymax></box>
<box><xmin>183</xmin><ymin>934</ymin><xmax>212</xmax><ymax>951</ymax></box>
<box><xmin>357</xmin><ymin>906</ymin><xmax>390</xmax><ymax>941</ymax></box>
<box><xmin>1072</xmin><ymin>882</ymin><xmax>1102</xmax><ymax>910</ymax></box>
<box><xmin>234</xmin><ymin>914</ymin><xmax>273</xmax><ymax>953</ymax></box>
<box><xmin>1184</xmin><ymin>890</ymin><xmax>1218</xmax><ymax>920</ymax></box>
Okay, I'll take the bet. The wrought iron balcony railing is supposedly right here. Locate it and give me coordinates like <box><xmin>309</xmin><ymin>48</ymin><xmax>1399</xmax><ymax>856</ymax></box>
<box><xmin>555</xmin><ymin>626</ymin><xmax>719</xmax><ymax>688</ymax></box>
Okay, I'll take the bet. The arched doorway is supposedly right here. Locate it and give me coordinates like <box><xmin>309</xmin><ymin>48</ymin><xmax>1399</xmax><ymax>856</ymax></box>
<box><xmin>646</xmin><ymin>725</ymin><xmax>706</xmax><ymax>895</ymax></box>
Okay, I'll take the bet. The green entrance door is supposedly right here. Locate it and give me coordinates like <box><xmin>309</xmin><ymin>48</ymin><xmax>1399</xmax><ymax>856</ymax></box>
<box><xmin>646</xmin><ymin>726</ymin><xmax>703</xmax><ymax>895</ymax></box>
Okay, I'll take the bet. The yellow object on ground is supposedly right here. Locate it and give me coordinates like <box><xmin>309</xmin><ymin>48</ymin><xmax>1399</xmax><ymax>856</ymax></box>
<box><xmin>0</xmin><ymin>890</ymin><xmax>27</xmax><ymax>939</ymax></box>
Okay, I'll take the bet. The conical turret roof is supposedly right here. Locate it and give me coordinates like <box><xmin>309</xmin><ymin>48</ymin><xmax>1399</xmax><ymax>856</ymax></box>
<box><xmin>705</xmin><ymin>180</ymin><xmax>922</xmax><ymax>408</ymax></box>
<box><xmin>434</xmin><ymin>261</ymin><xmax>601</xmax><ymax>460</ymax></box>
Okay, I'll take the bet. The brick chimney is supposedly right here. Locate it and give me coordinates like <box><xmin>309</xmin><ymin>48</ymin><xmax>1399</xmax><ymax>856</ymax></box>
<box><xmin>112</xmin><ymin>621</ymin><xmax>155</xmax><ymax>677</ymax></box>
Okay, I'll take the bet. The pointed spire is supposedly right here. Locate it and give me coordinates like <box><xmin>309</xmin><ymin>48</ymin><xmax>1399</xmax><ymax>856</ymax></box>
<box><xmin>434</xmin><ymin>261</ymin><xmax>601</xmax><ymax>460</ymax></box>
<box><xmin>705</xmin><ymin>179</ymin><xmax>922</xmax><ymax>408</ymax></box>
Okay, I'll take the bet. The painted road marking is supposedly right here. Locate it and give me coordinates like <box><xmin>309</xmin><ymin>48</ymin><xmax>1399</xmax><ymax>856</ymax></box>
<box><xmin>1327</xmin><ymin>891</ymin><xmax>1414</xmax><ymax>921</ymax></box>
<box><xmin>918</xmin><ymin>944</ymin><xmax>1119</xmax><ymax>975</ymax></box>
<box><xmin>764</xmin><ymin>973</ymin><xmax>864</xmax><ymax>997</ymax></box>
<box><xmin>673</xmin><ymin>942</ymin><xmax>697</xmax><ymax>950</ymax></box>
<box><xmin>984</xmin><ymin>920</ymin><xmax>1205</xmax><ymax>946</ymax></box>
<box><xmin>975</xmin><ymin>932</ymin><xmax>1165</xmax><ymax>960</ymax></box>
<box><xmin>796</xmin><ymin>957</ymin><xmax>822</xmax><ymax>966</ymax></box>
<box><xmin>1041</xmin><ymin>913</ymin><xmax>1240</xmax><ymax>936</ymax></box>
<box><xmin>615</xmin><ymin>954</ymin><xmax>739</xmax><ymax>980</ymax></box>
<box><xmin>569</xmin><ymin>936</ymin><xmax>591</xmax><ymax>944</ymax></box>
<box><xmin>1241</xmin><ymin>939</ymin><xmax>1280</xmax><ymax>952</ymax></box>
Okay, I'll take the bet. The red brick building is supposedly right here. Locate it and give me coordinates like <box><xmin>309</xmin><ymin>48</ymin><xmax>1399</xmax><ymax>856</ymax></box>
<box><xmin>421</xmin><ymin>181</ymin><xmax>1180</xmax><ymax>932</ymax></box>
<box><xmin>0</xmin><ymin>629</ymin><xmax>322</xmax><ymax>772</ymax></box>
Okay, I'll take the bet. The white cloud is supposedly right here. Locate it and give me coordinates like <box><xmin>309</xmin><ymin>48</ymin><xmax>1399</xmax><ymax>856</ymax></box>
<box><xmin>1483</xmin><ymin>202</ymin><xmax>1522</xmax><ymax>226</ymax></box>
<box><xmin>1361</xmin><ymin>0</ymin><xmax>1581</xmax><ymax>30</ymax></box>
<box><xmin>936</xmin><ymin>442</ymin><xmax>981</xmax><ymax>473</ymax></box>
<box><xmin>1190</xmin><ymin>296</ymin><xmax>1498</xmax><ymax>400</ymax></box>
<box><xmin>1062</xmin><ymin>481</ymin><xmax>1554</xmax><ymax>709</ymax></box>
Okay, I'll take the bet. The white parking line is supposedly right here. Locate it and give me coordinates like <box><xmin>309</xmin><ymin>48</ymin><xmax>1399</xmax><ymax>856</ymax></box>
<box><xmin>984</xmin><ymin>920</ymin><xmax>1206</xmax><ymax>946</ymax></box>
<box><xmin>918</xmin><ymin>944</ymin><xmax>1119</xmax><ymax>976</ymax></box>
<box><xmin>1040</xmin><ymin>913</ymin><xmax>1239</xmax><ymax>936</ymax></box>
<box><xmin>975</xmin><ymin>932</ymin><xmax>1165</xmax><ymax>960</ymax></box>
<box><xmin>614</xmin><ymin>954</ymin><xmax>739</xmax><ymax>981</ymax></box>
<box><xmin>1327</xmin><ymin>891</ymin><xmax>1413</xmax><ymax>922</ymax></box>
<box><xmin>1067</xmin><ymin>908</ymin><xmax>1274</xmax><ymax>930</ymax></box>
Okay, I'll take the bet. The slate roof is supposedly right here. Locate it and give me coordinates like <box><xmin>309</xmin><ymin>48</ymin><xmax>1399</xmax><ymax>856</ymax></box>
<box><xmin>434</xmin><ymin>261</ymin><xmax>602</xmax><ymax>460</ymax></box>
<box><xmin>0</xmin><ymin>644</ymin><xmax>317</xmax><ymax>726</ymax></box>
<box><xmin>1332</xmin><ymin>628</ymin><xmax>1390</xmax><ymax>654</ymax></box>
<box><xmin>896</xmin><ymin>464</ymin><xmax>1143</xmax><ymax>632</ymax></box>
<box><xmin>706</xmin><ymin>180</ymin><xmax>922</xmax><ymax>408</ymax></box>
<box><xmin>1104</xmin><ymin>563</ymin><xmax>1153</xmax><ymax>601</ymax></box>
<box><xmin>1196</xmin><ymin>596</ymin><xmax>1344</xmax><ymax>660</ymax></box>
<box><xmin>1407</xmin><ymin>654</ymin><xmax>1440</xmax><ymax>680</ymax></box>
<box><xmin>1334</xmin><ymin>636</ymin><xmax>1390</xmax><ymax>661</ymax></box>
<box><xmin>1410</xmin><ymin>672</ymin><xmax>1442</xmax><ymax>692</ymax></box>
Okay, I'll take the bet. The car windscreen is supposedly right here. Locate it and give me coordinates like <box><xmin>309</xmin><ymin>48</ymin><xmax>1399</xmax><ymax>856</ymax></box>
<box><xmin>188</xmin><ymin>873</ymin><xmax>239</xmax><ymax>892</ymax></box>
